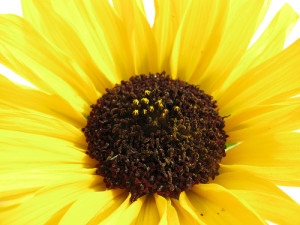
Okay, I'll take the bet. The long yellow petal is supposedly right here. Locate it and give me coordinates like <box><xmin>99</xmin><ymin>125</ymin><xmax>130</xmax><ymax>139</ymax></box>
<box><xmin>223</xmin><ymin>132</ymin><xmax>300</xmax><ymax>166</ymax></box>
<box><xmin>0</xmin><ymin>109</ymin><xmax>84</xmax><ymax>146</ymax></box>
<box><xmin>166</xmin><ymin>199</ymin><xmax>181</xmax><ymax>225</ymax></box>
<box><xmin>154</xmin><ymin>195</ymin><xmax>168</xmax><ymax>225</ymax></box>
<box><xmin>187</xmin><ymin>184</ymin><xmax>266</xmax><ymax>225</ymax></box>
<box><xmin>135</xmin><ymin>195</ymin><xmax>160</xmax><ymax>225</ymax></box>
<box><xmin>219</xmin><ymin>39</ymin><xmax>300</xmax><ymax>117</ymax></box>
<box><xmin>171</xmin><ymin>197</ymin><xmax>204</xmax><ymax>225</ymax></box>
<box><xmin>214</xmin><ymin>172</ymin><xmax>300</xmax><ymax>225</ymax></box>
<box><xmin>213</xmin><ymin>171</ymin><xmax>293</xmax><ymax>200</ymax></box>
<box><xmin>0</xmin><ymin>127</ymin><xmax>102</xmax><ymax>200</ymax></box>
<box><xmin>0</xmin><ymin>169</ymin><xmax>100</xmax><ymax>202</ymax></box>
<box><xmin>223</xmin><ymin>107</ymin><xmax>300</xmax><ymax>186</ymax></box>
<box><xmin>59</xmin><ymin>190</ymin><xmax>125</xmax><ymax>225</ymax></box>
<box><xmin>190</xmin><ymin>0</ymin><xmax>271</xmax><ymax>94</ymax></box>
<box><xmin>170</xmin><ymin>0</ymin><xmax>229</xmax><ymax>81</ymax></box>
<box><xmin>0</xmin><ymin>75</ymin><xmax>84</xmax><ymax>127</ymax></box>
<box><xmin>49</xmin><ymin>0</ymin><xmax>134</xmax><ymax>83</ymax></box>
<box><xmin>116</xmin><ymin>195</ymin><xmax>144</xmax><ymax>225</ymax></box>
<box><xmin>21</xmin><ymin>0</ymin><xmax>115</xmax><ymax>94</ymax></box>
<box><xmin>234</xmin><ymin>191</ymin><xmax>300</xmax><ymax>225</ymax></box>
<box><xmin>0</xmin><ymin>130</ymin><xmax>86</xmax><ymax>163</ymax></box>
<box><xmin>87</xmin><ymin>193</ymin><xmax>131</xmax><ymax>225</ymax></box>
<box><xmin>0</xmin><ymin>182</ymin><xmax>94</xmax><ymax>225</ymax></box>
<box><xmin>154</xmin><ymin>194</ymin><xmax>180</xmax><ymax>225</ymax></box>
<box><xmin>220</xmin><ymin>164</ymin><xmax>300</xmax><ymax>186</ymax></box>
<box><xmin>226</xmin><ymin>105</ymin><xmax>300</xmax><ymax>143</ymax></box>
<box><xmin>221</xmin><ymin>4</ymin><xmax>299</xmax><ymax>95</ymax></box>
<box><xmin>152</xmin><ymin>0</ymin><xmax>189</xmax><ymax>74</ymax></box>
<box><xmin>113</xmin><ymin>0</ymin><xmax>158</xmax><ymax>74</ymax></box>
<box><xmin>0</xmin><ymin>15</ymin><xmax>99</xmax><ymax>114</ymax></box>
<box><xmin>0</xmin><ymin>75</ymin><xmax>94</xmax><ymax>198</ymax></box>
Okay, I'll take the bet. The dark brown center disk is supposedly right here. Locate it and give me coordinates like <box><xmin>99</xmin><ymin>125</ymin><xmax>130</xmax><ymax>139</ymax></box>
<box><xmin>82</xmin><ymin>72</ymin><xmax>227</xmax><ymax>202</ymax></box>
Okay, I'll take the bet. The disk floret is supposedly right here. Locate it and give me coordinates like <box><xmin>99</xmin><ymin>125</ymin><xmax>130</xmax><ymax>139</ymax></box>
<box><xmin>83</xmin><ymin>72</ymin><xmax>227</xmax><ymax>202</ymax></box>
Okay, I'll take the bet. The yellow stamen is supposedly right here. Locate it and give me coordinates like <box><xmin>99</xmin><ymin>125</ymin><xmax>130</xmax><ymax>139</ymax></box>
<box><xmin>174</xmin><ymin>106</ymin><xmax>180</xmax><ymax>111</ymax></box>
<box><xmin>149</xmin><ymin>106</ymin><xmax>154</xmax><ymax>112</ymax></box>
<box><xmin>133</xmin><ymin>99</ymin><xmax>139</xmax><ymax>105</ymax></box>
<box><xmin>145</xmin><ymin>90</ymin><xmax>151</xmax><ymax>95</ymax></box>
<box><xmin>132</xmin><ymin>110</ymin><xmax>139</xmax><ymax>116</ymax></box>
<box><xmin>141</xmin><ymin>98</ymin><xmax>149</xmax><ymax>104</ymax></box>
<box><xmin>155</xmin><ymin>99</ymin><xmax>163</xmax><ymax>105</ymax></box>
<box><xmin>143</xmin><ymin>109</ymin><xmax>147</xmax><ymax>115</ymax></box>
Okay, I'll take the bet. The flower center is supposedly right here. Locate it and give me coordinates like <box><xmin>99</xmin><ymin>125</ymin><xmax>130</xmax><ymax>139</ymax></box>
<box><xmin>83</xmin><ymin>72</ymin><xmax>227</xmax><ymax>202</ymax></box>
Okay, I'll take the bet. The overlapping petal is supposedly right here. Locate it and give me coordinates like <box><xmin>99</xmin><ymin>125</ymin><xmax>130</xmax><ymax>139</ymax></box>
<box><xmin>1</xmin><ymin>181</ymin><xmax>98</xmax><ymax>225</ymax></box>
<box><xmin>113</xmin><ymin>0</ymin><xmax>158</xmax><ymax>75</ymax></box>
<box><xmin>220</xmin><ymin>4</ymin><xmax>299</xmax><ymax>96</ymax></box>
<box><xmin>153</xmin><ymin>0</ymin><xmax>189</xmax><ymax>74</ymax></box>
<box><xmin>170</xmin><ymin>0</ymin><xmax>229</xmax><ymax>81</ymax></box>
<box><xmin>189</xmin><ymin>0</ymin><xmax>272</xmax><ymax>94</ymax></box>
<box><xmin>214</xmin><ymin>172</ymin><xmax>300</xmax><ymax>224</ymax></box>
<box><xmin>171</xmin><ymin>184</ymin><xmax>266</xmax><ymax>225</ymax></box>
<box><xmin>21</xmin><ymin>0</ymin><xmax>115</xmax><ymax>93</ymax></box>
<box><xmin>0</xmin><ymin>15</ymin><xmax>100</xmax><ymax>114</ymax></box>
<box><xmin>24</xmin><ymin>0</ymin><xmax>134</xmax><ymax>83</ymax></box>
<box><xmin>218</xmin><ymin>38</ymin><xmax>300</xmax><ymax>118</ymax></box>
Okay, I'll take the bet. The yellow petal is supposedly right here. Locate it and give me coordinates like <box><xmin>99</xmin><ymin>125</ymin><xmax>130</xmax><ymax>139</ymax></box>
<box><xmin>166</xmin><ymin>200</ymin><xmax>180</xmax><ymax>225</ymax></box>
<box><xmin>154</xmin><ymin>195</ymin><xmax>168</xmax><ymax>224</ymax></box>
<box><xmin>221</xmin><ymin>4</ymin><xmax>299</xmax><ymax>95</ymax></box>
<box><xmin>214</xmin><ymin>172</ymin><xmax>300</xmax><ymax>224</ymax></box>
<box><xmin>49</xmin><ymin>0</ymin><xmax>134</xmax><ymax>83</ymax></box>
<box><xmin>21</xmin><ymin>0</ymin><xmax>114</xmax><ymax>94</ymax></box>
<box><xmin>226</xmin><ymin>105</ymin><xmax>300</xmax><ymax>143</ymax></box>
<box><xmin>0</xmin><ymin>189</ymin><xmax>36</xmax><ymax>206</ymax></box>
<box><xmin>0</xmin><ymin>168</ymin><xmax>99</xmax><ymax>201</ymax></box>
<box><xmin>87</xmin><ymin>193</ymin><xmax>131</xmax><ymax>225</ymax></box>
<box><xmin>45</xmin><ymin>203</ymin><xmax>74</xmax><ymax>225</ymax></box>
<box><xmin>0</xmin><ymin>130</ymin><xmax>86</xmax><ymax>163</ymax></box>
<box><xmin>154</xmin><ymin>0</ymin><xmax>188</xmax><ymax>29</ymax></box>
<box><xmin>154</xmin><ymin>195</ymin><xmax>180</xmax><ymax>225</ymax></box>
<box><xmin>152</xmin><ymin>0</ymin><xmax>189</xmax><ymax>73</ymax></box>
<box><xmin>233</xmin><ymin>191</ymin><xmax>300</xmax><ymax>225</ymax></box>
<box><xmin>0</xmin><ymin>74</ymin><xmax>84</xmax><ymax>126</ymax></box>
<box><xmin>116</xmin><ymin>194</ymin><xmax>144</xmax><ymax>225</ymax></box>
<box><xmin>59</xmin><ymin>190</ymin><xmax>125</xmax><ymax>225</ymax></box>
<box><xmin>190</xmin><ymin>0</ymin><xmax>271</xmax><ymax>94</ymax></box>
<box><xmin>213</xmin><ymin>171</ymin><xmax>294</xmax><ymax>200</ymax></box>
<box><xmin>0</xmin><ymin>76</ymin><xmax>90</xmax><ymax>181</ymax></box>
<box><xmin>113</xmin><ymin>0</ymin><xmax>158</xmax><ymax>74</ymax></box>
<box><xmin>170</xmin><ymin>0</ymin><xmax>229</xmax><ymax>81</ymax></box>
<box><xmin>0</xmin><ymin>14</ymin><xmax>98</xmax><ymax>114</ymax></box>
<box><xmin>0</xmin><ymin>182</ymin><xmax>94</xmax><ymax>225</ymax></box>
<box><xmin>219</xmin><ymin>39</ymin><xmax>300</xmax><ymax>117</ymax></box>
<box><xmin>0</xmin><ymin>126</ymin><xmax>102</xmax><ymax>199</ymax></box>
<box><xmin>171</xmin><ymin>193</ymin><xmax>207</xmax><ymax>225</ymax></box>
<box><xmin>220</xmin><ymin>164</ymin><xmax>300</xmax><ymax>186</ymax></box>
<box><xmin>187</xmin><ymin>184</ymin><xmax>266</xmax><ymax>225</ymax></box>
<box><xmin>0</xmin><ymin>109</ymin><xmax>85</xmax><ymax>146</ymax></box>
<box><xmin>113</xmin><ymin>0</ymin><xmax>145</xmax><ymax>32</ymax></box>
<box><xmin>135</xmin><ymin>195</ymin><xmax>160</xmax><ymax>225</ymax></box>
<box><xmin>223</xmin><ymin>132</ymin><xmax>300</xmax><ymax>167</ymax></box>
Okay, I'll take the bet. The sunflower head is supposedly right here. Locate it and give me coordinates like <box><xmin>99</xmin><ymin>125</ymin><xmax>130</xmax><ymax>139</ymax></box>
<box><xmin>1</xmin><ymin>0</ymin><xmax>300</xmax><ymax>224</ymax></box>
<box><xmin>83</xmin><ymin>72</ymin><xmax>227</xmax><ymax>202</ymax></box>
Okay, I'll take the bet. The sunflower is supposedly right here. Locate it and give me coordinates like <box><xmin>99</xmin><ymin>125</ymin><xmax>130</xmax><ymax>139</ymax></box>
<box><xmin>1</xmin><ymin>0</ymin><xmax>300</xmax><ymax>224</ymax></box>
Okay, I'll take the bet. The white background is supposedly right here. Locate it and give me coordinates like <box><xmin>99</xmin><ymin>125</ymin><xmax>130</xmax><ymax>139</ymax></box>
<box><xmin>0</xmin><ymin>0</ymin><xmax>299</xmax><ymax>216</ymax></box>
